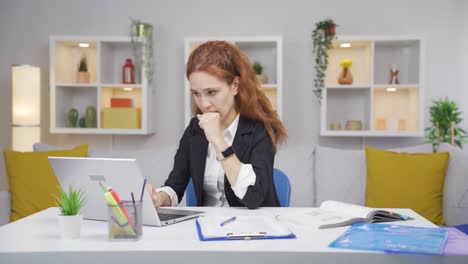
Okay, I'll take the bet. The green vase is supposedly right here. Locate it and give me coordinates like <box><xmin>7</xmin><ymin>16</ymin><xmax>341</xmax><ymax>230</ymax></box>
<box><xmin>85</xmin><ymin>106</ymin><xmax>96</xmax><ymax>128</ymax></box>
<box><xmin>67</xmin><ymin>108</ymin><xmax>79</xmax><ymax>128</ymax></box>
<box><xmin>79</xmin><ymin>117</ymin><xmax>86</xmax><ymax>128</ymax></box>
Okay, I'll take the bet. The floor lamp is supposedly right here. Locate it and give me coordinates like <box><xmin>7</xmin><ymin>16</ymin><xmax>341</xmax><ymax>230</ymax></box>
<box><xmin>11</xmin><ymin>65</ymin><xmax>40</xmax><ymax>151</ymax></box>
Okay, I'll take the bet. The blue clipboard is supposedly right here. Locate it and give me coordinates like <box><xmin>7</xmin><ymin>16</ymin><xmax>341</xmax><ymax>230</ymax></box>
<box><xmin>195</xmin><ymin>218</ymin><xmax>296</xmax><ymax>241</ymax></box>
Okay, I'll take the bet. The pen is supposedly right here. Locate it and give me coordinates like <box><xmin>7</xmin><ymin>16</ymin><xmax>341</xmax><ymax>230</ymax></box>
<box><xmin>131</xmin><ymin>192</ymin><xmax>138</xmax><ymax>233</ymax></box>
<box><xmin>220</xmin><ymin>216</ymin><xmax>236</xmax><ymax>227</ymax></box>
<box><xmin>140</xmin><ymin>179</ymin><xmax>147</xmax><ymax>202</ymax></box>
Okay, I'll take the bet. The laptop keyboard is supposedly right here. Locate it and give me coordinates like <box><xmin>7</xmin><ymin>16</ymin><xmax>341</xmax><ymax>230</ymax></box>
<box><xmin>158</xmin><ymin>213</ymin><xmax>187</xmax><ymax>221</ymax></box>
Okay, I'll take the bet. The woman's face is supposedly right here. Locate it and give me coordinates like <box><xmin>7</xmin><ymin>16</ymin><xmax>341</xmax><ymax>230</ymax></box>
<box><xmin>189</xmin><ymin>71</ymin><xmax>239</xmax><ymax>123</ymax></box>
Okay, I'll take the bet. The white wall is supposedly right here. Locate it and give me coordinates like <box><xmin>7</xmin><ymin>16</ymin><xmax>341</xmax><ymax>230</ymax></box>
<box><xmin>463</xmin><ymin>0</ymin><xmax>468</xmax><ymax>125</ymax></box>
<box><xmin>0</xmin><ymin>0</ymin><xmax>466</xmax><ymax>206</ymax></box>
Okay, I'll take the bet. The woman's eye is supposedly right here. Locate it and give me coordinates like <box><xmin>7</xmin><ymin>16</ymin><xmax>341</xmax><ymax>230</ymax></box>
<box><xmin>207</xmin><ymin>90</ymin><xmax>217</xmax><ymax>96</ymax></box>
<box><xmin>191</xmin><ymin>92</ymin><xmax>200</xmax><ymax>97</ymax></box>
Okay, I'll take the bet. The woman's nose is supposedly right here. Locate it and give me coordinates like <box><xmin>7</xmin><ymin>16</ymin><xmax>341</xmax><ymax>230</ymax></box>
<box><xmin>199</xmin><ymin>96</ymin><xmax>212</xmax><ymax>111</ymax></box>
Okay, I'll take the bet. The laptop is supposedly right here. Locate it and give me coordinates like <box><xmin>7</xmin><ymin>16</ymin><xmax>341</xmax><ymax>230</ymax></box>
<box><xmin>49</xmin><ymin>157</ymin><xmax>203</xmax><ymax>226</ymax></box>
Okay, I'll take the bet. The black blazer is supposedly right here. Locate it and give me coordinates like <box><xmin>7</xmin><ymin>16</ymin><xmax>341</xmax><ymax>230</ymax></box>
<box><xmin>164</xmin><ymin>115</ymin><xmax>279</xmax><ymax>209</ymax></box>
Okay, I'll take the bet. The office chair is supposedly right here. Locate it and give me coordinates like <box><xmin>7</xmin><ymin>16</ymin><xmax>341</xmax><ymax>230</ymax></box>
<box><xmin>185</xmin><ymin>168</ymin><xmax>291</xmax><ymax>207</ymax></box>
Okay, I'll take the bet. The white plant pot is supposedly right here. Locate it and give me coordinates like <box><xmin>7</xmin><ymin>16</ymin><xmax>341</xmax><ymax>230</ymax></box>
<box><xmin>59</xmin><ymin>214</ymin><xmax>83</xmax><ymax>239</ymax></box>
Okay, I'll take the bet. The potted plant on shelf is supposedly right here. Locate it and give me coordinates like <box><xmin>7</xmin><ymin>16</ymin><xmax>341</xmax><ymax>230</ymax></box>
<box><xmin>76</xmin><ymin>55</ymin><xmax>90</xmax><ymax>83</ymax></box>
<box><xmin>312</xmin><ymin>19</ymin><xmax>337</xmax><ymax>102</ymax></box>
<box><xmin>425</xmin><ymin>98</ymin><xmax>468</xmax><ymax>152</ymax></box>
<box><xmin>252</xmin><ymin>61</ymin><xmax>268</xmax><ymax>84</ymax></box>
<box><xmin>54</xmin><ymin>186</ymin><xmax>86</xmax><ymax>239</ymax></box>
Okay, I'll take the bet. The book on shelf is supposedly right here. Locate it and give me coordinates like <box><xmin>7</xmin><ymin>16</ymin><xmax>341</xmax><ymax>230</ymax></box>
<box><xmin>277</xmin><ymin>200</ymin><xmax>412</xmax><ymax>229</ymax></box>
<box><xmin>110</xmin><ymin>98</ymin><xmax>132</xmax><ymax>108</ymax></box>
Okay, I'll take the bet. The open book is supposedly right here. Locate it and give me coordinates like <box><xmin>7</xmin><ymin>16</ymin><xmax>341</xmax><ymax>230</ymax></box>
<box><xmin>277</xmin><ymin>200</ymin><xmax>412</xmax><ymax>229</ymax></box>
<box><xmin>312</xmin><ymin>200</ymin><xmax>412</xmax><ymax>229</ymax></box>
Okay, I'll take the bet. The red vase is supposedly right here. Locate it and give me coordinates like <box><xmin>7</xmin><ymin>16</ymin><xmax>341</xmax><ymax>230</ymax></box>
<box><xmin>122</xmin><ymin>58</ymin><xmax>135</xmax><ymax>84</ymax></box>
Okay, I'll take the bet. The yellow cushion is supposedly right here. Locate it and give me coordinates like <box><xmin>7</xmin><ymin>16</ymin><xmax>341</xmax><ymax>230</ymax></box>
<box><xmin>3</xmin><ymin>144</ymin><xmax>88</xmax><ymax>222</ymax></box>
<box><xmin>365</xmin><ymin>147</ymin><xmax>449</xmax><ymax>225</ymax></box>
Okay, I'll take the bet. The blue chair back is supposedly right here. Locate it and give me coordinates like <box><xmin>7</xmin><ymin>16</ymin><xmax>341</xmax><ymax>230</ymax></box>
<box><xmin>185</xmin><ymin>168</ymin><xmax>291</xmax><ymax>207</ymax></box>
<box><xmin>273</xmin><ymin>168</ymin><xmax>291</xmax><ymax>207</ymax></box>
<box><xmin>186</xmin><ymin>178</ymin><xmax>197</xmax><ymax>206</ymax></box>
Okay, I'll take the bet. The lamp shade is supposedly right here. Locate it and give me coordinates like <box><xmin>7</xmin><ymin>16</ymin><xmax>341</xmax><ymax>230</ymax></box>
<box><xmin>11</xmin><ymin>65</ymin><xmax>40</xmax><ymax>151</ymax></box>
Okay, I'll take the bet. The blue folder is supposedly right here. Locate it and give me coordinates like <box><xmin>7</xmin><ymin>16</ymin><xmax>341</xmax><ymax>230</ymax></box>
<box><xmin>329</xmin><ymin>223</ymin><xmax>449</xmax><ymax>255</ymax></box>
<box><xmin>195</xmin><ymin>217</ymin><xmax>296</xmax><ymax>241</ymax></box>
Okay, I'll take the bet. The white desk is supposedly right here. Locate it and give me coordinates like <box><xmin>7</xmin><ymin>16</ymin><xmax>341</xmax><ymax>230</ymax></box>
<box><xmin>0</xmin><ymin>207</ymin><xmax>466</xmax><ymax>264</ymax></box>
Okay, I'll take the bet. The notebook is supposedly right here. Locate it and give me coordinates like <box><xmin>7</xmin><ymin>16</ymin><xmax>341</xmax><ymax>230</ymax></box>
<box><xmin>195</xmin><ymin>215</ymin><xmax>295</xmax><ymax>241</ymax></box>
<box><xmin>49</xmin><ymin>157</ymin><xmax>202</xmax><ymax>227</ymax></box>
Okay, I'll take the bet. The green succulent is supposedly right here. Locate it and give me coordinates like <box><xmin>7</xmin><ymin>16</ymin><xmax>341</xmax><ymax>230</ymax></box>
<box><xmin>252</xmin><ymin>61</ymin><xmax>263</xmax><ymax>75</ymax></box>
<box><xmin>425</xmin><ymin>98</ymin><xmax>468</xmax><ymax>152</ymax></box>
<box><xmin>54</xmin><ymin>186</ymin><xmax>86</xmax><ymax>216</ymax></box>
<box><xmin>78</xmin><ymin>56</ymin><xmax>88</xmax><ymax>72</ymax></box>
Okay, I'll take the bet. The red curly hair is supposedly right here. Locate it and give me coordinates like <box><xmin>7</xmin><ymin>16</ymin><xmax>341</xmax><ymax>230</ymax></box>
<box><xmin>186</xmin><ymin>41</ymin><xmax>287</xmax><ymax>146</ymax></box>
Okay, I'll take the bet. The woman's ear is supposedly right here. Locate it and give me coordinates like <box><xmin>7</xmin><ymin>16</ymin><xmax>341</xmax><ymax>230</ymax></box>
<box><xmin>232</xmin><ymin>77</ymin><xmax>240</xmax><ymax>95</ymax></box>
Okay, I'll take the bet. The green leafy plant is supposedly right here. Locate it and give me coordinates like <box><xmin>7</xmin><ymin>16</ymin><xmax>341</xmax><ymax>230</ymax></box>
<box><xmin>425</xmin><ymin>98</ymin><xmax>468</xmax><ymax>152</ymax></box>
<box><xmin>54</xmin><ymin>186</ymin><xmax>86</xmax><ymax>216</ymax></box>
<box><xmin>312</xmin><ymin>19</ymin><xmax>337</xmax><ymax>102</ymax></box>
<box><xmin>252</xmin><ymin>61</ymin><xmax>263</xmax><ymax>75</ymax></box>
<box><xmin>78</xmin><ymin>56</ymin><xmax>88</xmax><ymax>72</ymax></box>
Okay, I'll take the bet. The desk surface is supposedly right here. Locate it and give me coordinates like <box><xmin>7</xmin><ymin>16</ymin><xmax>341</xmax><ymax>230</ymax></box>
<box><xmin>0</xmin><ymin>207</ymin><xmax>466</xmax><ymax>264</ymax></box>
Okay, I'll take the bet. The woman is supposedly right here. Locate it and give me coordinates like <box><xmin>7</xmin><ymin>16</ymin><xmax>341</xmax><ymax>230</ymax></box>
<box><xmin>148</xmin><ymin>41</ymin><xmax>287</xmax><ymax>209</ymax></box>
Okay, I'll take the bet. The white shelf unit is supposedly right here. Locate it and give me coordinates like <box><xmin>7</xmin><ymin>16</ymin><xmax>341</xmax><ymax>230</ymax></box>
<box><xmin>49</xmin><ymin>36</ymin><xmax>155</xmax><ymax>135</ymax></box>
<box><xmin>183</xmin><ymin>36</ymin><xmax>283</xmax><ymax>126</ymax></box>
<box><xmin>320</xmin><ymin>36</ymin><xmax>424</xmax><ymax>137</ymax></box>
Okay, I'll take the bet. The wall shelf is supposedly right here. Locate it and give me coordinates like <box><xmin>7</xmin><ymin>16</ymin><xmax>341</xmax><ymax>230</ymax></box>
<box><xmin>321</xmin><ymin>36</ymin><xmax>424</xmax><ymax>137</ymax></box>
<box><xmin>50</xmin><ymin>36</ymin><xmax>155</xmax><ymax>135</ymax></box>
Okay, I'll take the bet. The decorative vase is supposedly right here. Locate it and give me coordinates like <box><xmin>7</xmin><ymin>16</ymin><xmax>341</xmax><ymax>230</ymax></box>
<box><xmin>67</xmin><ymin>108</ymin><xmax>79</xmax><ymax>128</ymax></box>
<box><xmin>79</xmin><ymin>117</ymin><xmax>86</xmax><ymax>128</ymax></box>
<box><xmin>256</xmin><ymin>74</ymin><xmax>268</xmax><ymax>84</ymax></box>
<box><xmin>338</xmin><ymin>67</ymin><xmax>353</xmax><ymax>85</ymax></box>
<box><xmin>76</xmin><ymin>72</ymin><xmax>90</xmax><ymax>83</ymax></box>
<box><xmin>85</xmin><ymin>106</ymin><xmax>96</xmax><ymax>128</ymax></box>
<box><xmin>59</xmin><ymin>214</ymin><xmax>82</xmax><ymax>239</ymax></box>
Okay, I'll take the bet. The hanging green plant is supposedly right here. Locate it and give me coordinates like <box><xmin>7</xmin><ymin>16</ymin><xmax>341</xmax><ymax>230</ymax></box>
<box><xmin>425</xmin><ymin>98</ymin><xmax>468</xmax><ymax>152</ymax></box>
<box><xmin>312</xmin><ymin>19</ymin><xmax>337</xmax><ymax>102</ymax></box>
<box><xmin>130</xmin><ymin>18</ymin><xmax>154</xmax><ymax>90</ymax></box>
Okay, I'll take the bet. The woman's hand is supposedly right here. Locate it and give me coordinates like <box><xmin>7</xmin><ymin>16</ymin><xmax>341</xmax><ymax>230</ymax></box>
<box><xmin>147</xmin><ymin>183</ymin><xmax>170</xmax><ymax>208</ymax></box>
<box><xmin>197</xmin><ymin>113</ymin><xmax>225</xmax><ymax>149</ymax></box>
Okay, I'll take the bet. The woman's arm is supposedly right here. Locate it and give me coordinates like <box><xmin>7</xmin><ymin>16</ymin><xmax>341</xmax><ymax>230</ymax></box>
<box><xmin>238</xmin><ymin>128</ymin><xmax>275</xmax><ymax>209</ymax></box>
<box><xmin>149</xmin><ymin>119</ymin><xmax>194</xmax><ymax>207</ymax></box>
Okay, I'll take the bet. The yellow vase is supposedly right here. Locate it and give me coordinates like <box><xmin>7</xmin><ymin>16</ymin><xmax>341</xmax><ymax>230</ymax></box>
<box><xmin>338</xmin><ymin>67</ymin><xmax>353</xmax><ymax>85</ymax></box>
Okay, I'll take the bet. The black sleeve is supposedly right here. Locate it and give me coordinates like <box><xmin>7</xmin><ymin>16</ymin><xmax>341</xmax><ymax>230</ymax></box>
<box><xmin>163</xmin><ymin>119</ymin><xmax>194</xmax><ymax>203</ymax></box>
<box><xmin>239</xmin><ymin>124</ymin><xmax>275</xmax><ymax>209</ymax></box>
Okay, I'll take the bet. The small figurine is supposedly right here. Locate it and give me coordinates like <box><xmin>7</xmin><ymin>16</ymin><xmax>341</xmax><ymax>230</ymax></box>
<box><xmin>389</xmin><ymin>64</ymin><xmax>399</xmax><ymax>85</ymax></box>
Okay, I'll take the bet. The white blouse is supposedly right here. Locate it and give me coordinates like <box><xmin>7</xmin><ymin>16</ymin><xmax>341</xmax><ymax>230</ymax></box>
<box><xmin>157</xmin><ymin>114</ymin><xmax>256</xmax><ymax>206</ymax></box>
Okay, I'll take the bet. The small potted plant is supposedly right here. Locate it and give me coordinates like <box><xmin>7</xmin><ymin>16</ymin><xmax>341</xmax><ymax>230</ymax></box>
<box><xmin>312</xmin><ymin>19</ymin><xmax>337</xmax><ymax>102</ymax></box>
<box><xmin>54</xmin><ymin>186</ymin><xmax>86</xmax><ymax>239</ymax></box>
<box><xmin>252</xmin><ymin>61</ymin><xmax>268</xmax><ymax>84</ymax></box>
<box><xmin>425</xmin><ymin>98</ymin><xmax>468</xmax><ymax>152</ymax></box>
<box><xmin>76</xmin><ymin>55</ymin><xmax>90</xmax><ymax>83</ymax></box>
